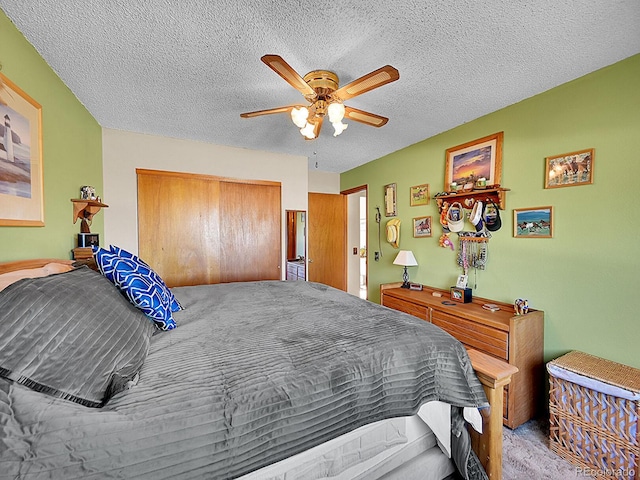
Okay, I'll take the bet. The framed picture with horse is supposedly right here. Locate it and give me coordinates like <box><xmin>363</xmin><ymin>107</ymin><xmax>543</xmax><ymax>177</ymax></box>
<box><xmin>544</xmin><ymin>148</ymin><xmax>594</xmax><ymax>188</ymax></box>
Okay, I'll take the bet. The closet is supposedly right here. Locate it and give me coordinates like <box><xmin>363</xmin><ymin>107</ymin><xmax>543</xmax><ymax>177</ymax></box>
<box><xmin>136</xmin><ymin>169</ymin><xmax>281</xmax><ymax>287</ymax></box>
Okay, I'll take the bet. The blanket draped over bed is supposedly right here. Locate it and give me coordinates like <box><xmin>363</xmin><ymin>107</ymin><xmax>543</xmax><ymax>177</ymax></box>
<box><xmin>0</xmin><ymin>278</ymin><xmax>488</xmax><ymax>479</ymax></box>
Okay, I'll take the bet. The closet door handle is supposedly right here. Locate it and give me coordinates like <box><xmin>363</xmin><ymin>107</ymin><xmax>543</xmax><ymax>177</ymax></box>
<box><xmin>308</xmin><ymin>258</ymin><xmax>313</xmax><ymax>263</ymax></box>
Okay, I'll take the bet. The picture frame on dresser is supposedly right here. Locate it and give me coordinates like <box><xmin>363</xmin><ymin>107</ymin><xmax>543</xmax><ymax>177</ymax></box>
<box><xmin>0</xmin><ymin>72</ymin><xmax>44</xmax><ymax>226</ymax></box>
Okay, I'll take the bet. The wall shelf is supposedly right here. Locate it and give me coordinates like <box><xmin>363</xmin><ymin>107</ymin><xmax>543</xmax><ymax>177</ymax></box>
<box><xmin>434</xmin><ymin>187</ymin><xmax>510</xmax><ymax>211</ymax></box>
<box><xmin>71</xmin><ymin>199</ymin><xmax>109</xmax><ymax>224</ymax></box>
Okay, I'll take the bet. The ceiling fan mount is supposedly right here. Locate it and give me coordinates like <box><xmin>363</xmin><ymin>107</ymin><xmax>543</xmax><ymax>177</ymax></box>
<box><xmin>240</xmin><ymin>55</ymin><xmax>399</xmax><ymax>140</ymax></box>
<box><xmin>302</xmin><ymin>70</ymin><xmax>339</xmax><ymax>99</ymax></box>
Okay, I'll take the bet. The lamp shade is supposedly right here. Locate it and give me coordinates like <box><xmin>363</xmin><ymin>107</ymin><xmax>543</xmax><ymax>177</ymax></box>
<box><xmin>393</xmin><ymin>250</ymin><xmax>418</xmax><ymax>267</ymax></box>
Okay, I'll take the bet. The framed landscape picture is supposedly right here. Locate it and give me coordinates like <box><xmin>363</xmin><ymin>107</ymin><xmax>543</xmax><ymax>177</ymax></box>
<box><xmin>513</xmin><ymin>206</ymin><xmax>553</xmax><ymax>238</ymax></box>
<box><xmin>544</xmin><ymin>148</ymin><xmax>594</xmax><ymax>188</ymax></box>
<box><xmin>0</xmin><ymin>72</ymin><xmax>44</xmax><ymax>226</ymax></box>
<box><xmin>445</xmin><ymin>132</ymin><xmax>503</xmax><ymax>191</ymax></box>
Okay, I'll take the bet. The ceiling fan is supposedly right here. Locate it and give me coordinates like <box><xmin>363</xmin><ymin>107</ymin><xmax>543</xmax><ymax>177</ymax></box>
<box><xmin>240</xmin><ymin>55</ymin><xmax>399</xmax><ymax>140</ymax></box>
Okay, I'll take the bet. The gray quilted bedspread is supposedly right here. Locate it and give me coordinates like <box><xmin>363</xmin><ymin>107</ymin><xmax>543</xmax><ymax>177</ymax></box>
<box><xmin>0</xmin><ymin>281</ymin><xmax>488</xmax><ymax>479</ymax></box>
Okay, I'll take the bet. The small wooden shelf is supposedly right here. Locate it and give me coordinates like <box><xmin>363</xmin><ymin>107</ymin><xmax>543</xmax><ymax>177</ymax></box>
<box><xmin>71</xmin><ymin>199</ymin><xmax>108</xmax><ymax>224</ymax></box>
<box><xmin>434</xmin><ymin>187</ymin><xmax>510</xmax><ymax>210</ymax></box>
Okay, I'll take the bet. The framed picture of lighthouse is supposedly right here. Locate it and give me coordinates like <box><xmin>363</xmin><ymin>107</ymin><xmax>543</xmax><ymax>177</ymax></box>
<box><xmin>0</xmin><ymin>72</ymin><xmax>44</xmax><ymax>226</ymax></box>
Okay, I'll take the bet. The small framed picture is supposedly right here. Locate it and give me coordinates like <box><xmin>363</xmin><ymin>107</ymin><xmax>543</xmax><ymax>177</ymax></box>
<box><xmin>413</xmin><ymin>216</ymin><xmax>432</xmax><ymax>237</ymax></box>
<box><xmin>545</xmin><ymin>148</ymin><xmax>594</xmax><ymax>188</ymax></box>
<box><xmin>410</xmin><ymin>184</ymin><xmax>430</xmax><ymax>206</ymax></box>
<box><xmin>456</xmin><ymin>274</ymin><xmax>468</xmax><ymax>289</ymax></box>
<box><xmin>513</xmin><ymin>206</ymin><xmax>553</xmax><ymax>238</ymax></box>
<box><xmin>384</xmin><ymin>183</ymin><xmax>397</xmax><ymax>217</ymax></box>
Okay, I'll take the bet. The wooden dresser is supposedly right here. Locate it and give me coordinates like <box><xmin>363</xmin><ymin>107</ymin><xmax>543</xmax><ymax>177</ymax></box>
<box><xmin>380</xmin><ymin>283</ymin><xmax>544</xmax><ymax>429</ymax></box>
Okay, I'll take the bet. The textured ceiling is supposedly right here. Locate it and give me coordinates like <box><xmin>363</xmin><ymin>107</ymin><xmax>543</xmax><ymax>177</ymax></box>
<box><xmin>1</xmin><ymin>1</ymin><xmax>639</xmax><ymax>173</ymax></box>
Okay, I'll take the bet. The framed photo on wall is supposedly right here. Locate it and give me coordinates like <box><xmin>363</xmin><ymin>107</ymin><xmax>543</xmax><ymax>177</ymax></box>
<box><xmin>0</xmin><ymin>72</ymin><xmax>44</xmax><ymax>226</ymax></box>
<box><xmin>384</xmin><ymin>183</ymin><xmax>397</xmax><ymax>217</ymax></box>
<box><xmin>544</xmin><ymin>148</ymin><xmax>594</xmax><ymax>188</ymax></box>
<box><xmin>410</xmin><ymin>183</ymin><xmax>430</xmax><ymax>206</ymax></box>
<box><xmin>513</xmin><ymin>206</ymin><xmax>553</xmax><ymax>238</ymax></box>
<box><xmin>445</xmin><ymin>132</ymin><xmax>503</xmax><ymax>192</ymax></box>
<box><xmin>412</xmin><ymin>216</ymin><xmax>432</xmax><ymax>237</ymax></box>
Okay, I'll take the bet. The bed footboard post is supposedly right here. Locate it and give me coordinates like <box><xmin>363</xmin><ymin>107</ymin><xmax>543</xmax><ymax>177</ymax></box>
<box><xmin>467</xmin><ymin>349</ymin><xmax>518</xmax><ymax>480</ymax></box>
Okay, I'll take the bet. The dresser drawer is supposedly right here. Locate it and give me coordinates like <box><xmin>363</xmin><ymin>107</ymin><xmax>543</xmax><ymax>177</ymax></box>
<box><xmin>383</xmin><ymin>296</ymin><xmax>428</xmax><ymax>320</ymax></box>
<box><xmin>432</xmin><ymin>310</ymin><xmax>509</xmax><ymax>360</ymax></box>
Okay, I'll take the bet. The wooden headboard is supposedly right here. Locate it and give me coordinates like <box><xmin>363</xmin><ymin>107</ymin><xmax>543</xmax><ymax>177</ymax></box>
<box><xmin>0</xmin><ymin>259</ymin><xmax>75</xmax><ymax>290</ymax></box>
<box><xmin>0</xmin><ymin>258</ymin><xmax>74</xmax><ymax>275</ymax></box>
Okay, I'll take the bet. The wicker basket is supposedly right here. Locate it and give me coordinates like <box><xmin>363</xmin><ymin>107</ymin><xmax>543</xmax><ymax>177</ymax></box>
<box><xmin>548</xmin><ymin>351</ymin><xmax>640</xmax><ymax>480</ymax></box>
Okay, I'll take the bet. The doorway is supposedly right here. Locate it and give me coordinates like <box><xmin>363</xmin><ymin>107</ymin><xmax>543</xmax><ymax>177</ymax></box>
<box><xmin>285</xmin><ymin>210</ymin><xmax>306</xmax><ymax>281</ymax></box>
<box><xmin>344</xmin><ymin>186</ymin><xmax>368</xmax><ymax>299</ymax></box>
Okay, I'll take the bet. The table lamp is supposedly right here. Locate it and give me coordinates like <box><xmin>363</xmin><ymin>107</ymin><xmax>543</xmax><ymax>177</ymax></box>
<box><xmin>393</xmin><ymin>250</ymin><xmax>418</xmax><ymax>288</ymax></box>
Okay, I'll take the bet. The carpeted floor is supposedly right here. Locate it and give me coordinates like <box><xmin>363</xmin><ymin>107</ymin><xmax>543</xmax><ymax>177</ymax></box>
<box><xmin>502</xmin><ymin>418</ymin><xmax>584</xmax><ymax>479</ymax></box>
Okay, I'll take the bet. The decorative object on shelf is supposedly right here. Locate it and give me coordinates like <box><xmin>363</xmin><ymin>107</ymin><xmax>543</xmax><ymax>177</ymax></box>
<box><xmin>412</xmin><ymin>216</ymin><xmax>432</xmax><ymax>237</ymax></box>
<box><xmin>410</xmin><ymin>183</ymin><xmax>430</xmax><ymax>206</ymax></box>
<box><xmin>434</xmin><ymin>187</ymin><xmax>510</xmax><ymax>211</ymax></box>
<box><xmin>445</xmin><ymin>132</ymin><xmax>503</xmax><ymax>193</ymax></box>
<box><xmin>393</xmin><ymin>250</ymin><xmax>418</xmax><ymax>288</ymax></box>
<box><xmin>71</xmin><ymin>198</ymin><xmax>108</xmax><ymax>240</ymax></box>
<box><xmin>514</xmin><ymin>298</ymin><xmax>529</xmax><ymax>315</ymax></box>
<box><xmin>450</xmin><ymin>286</ymin><xmax>472</xmax><ymax>303</ymax></box>
<box><xmin>545</xmin><ymin>148</ymin><xmax>594</xmax><ymax>188</ymax></box>
<box><xmin>0</xmin><ymin>72</ymin><xmax>44</xmax><ymax>226</ymax></box>
<box><xmin>514</xmin><ymin>206</ymin><xmax>553</xmax><ymax>238</ymax></box>
<box><xmin>385</xmin><ymin>218</ymin><xmax>401</xmax><ymax>248</ymax></box>
<box><xmin>80</xmin><ymin>185</ymin><xmax>97</xmax><ymax>200</ymax></box>
<box><xmin>384</xmin><ymin>183</ymin><xmax>396</xmax><ymax>217</ymax></box>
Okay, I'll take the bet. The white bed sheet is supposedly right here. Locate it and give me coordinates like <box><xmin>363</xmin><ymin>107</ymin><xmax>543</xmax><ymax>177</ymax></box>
<box><xmin>239</xmin><ymin>401</ymin><xmax>481</xmax><ymax>480</ymax></box>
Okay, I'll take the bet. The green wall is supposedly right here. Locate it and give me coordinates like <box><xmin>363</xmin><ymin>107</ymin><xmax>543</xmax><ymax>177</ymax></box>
<box><xmin>0</xmin><ymin>10</ymin><xmax>103</xmax><ymax>261</ymax></box>
<box><xmin>342</xmin><ymin>54</ymin><xmax>640</xmax><ymax>369</ymax></box>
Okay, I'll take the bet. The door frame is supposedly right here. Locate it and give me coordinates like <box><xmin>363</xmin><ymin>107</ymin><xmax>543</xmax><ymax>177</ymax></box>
<box><xmin>342</xmin><ymin>185</ymin><xmax>368</xmax><ymax>298</ymax></box>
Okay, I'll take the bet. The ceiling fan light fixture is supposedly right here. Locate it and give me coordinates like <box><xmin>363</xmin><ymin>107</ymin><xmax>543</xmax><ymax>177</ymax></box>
<box><xmin>327</xmin><ymin>102</ymin><xmax>345</xmax><ymax>123</ymax></box>
<box><xmin>291</xmin><ymin>107</ymin><xmax>309</xmax><ymax>128</ymax></box>
<box><xmin>332</xmin><ymin>121</ymin><xmax>348</xmax><ymax>137</ymax></box>
<box><xmin>300</xmin><ymin>121</ymin><xmax>316</xmax><ymax>139</ymax></box>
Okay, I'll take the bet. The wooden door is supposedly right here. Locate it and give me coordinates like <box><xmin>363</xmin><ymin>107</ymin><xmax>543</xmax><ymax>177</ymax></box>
<box><xmin>137</xmin><ymin>169</ymin><xmax>281</xmax><ymax>287</ymax></box>
<box><xmin>219</xmin><ymin>181</ymin><xmax>281</xmax><ymax>282</ymax></box>
<box><xmin>137</xmin><ymin>170</ymin><xmax>221</xmax><ymax>287</ymax></box>
<box><xmin>308</xmin><ymin>193</ymin><xmax>346</xmax><ymax>290</ymax></box>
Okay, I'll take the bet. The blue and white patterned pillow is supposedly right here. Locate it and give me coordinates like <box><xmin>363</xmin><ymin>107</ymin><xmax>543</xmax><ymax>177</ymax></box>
<box><xmin>93</xmin><ymin>247</ymin><xmax>177</xmax><ymax>331</ymax></box>
<box><xmin>109</xmin><ymin>245</ymin><xmax>183</xmax><ymax>312</ymax></box>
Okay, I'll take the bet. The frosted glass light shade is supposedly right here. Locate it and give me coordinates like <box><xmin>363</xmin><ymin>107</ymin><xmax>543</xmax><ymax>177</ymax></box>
<box><xmin>291</xmin><ymin>107</ymin><xmax>309</xmax><ymax>128</ymax></box>
<box><xmin>327</xmin><ymin>102</ymin><xmax>345</xmax><ymax>123</ymax></box>
<box><xmin>300</xmin><ymin>121</ymin><xmax>316</xmax><ymax>139</ymax></box>
<box><xmin>332</xmin><ymin>121</ymin><xmax>348</xmax><ymax>137</ymax></box>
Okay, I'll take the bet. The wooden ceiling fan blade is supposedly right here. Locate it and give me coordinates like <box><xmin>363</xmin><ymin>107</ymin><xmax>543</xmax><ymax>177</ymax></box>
<box><xmin>261</xmin><ymin>55</ymin><xmax>317</xmax><ymax>99</ymax></box>
<box><xmin>344</xmin><ymin>106</ymin><xmax>389</xmax><ymax>127</ymax></box>
<box><xmin>332</xmin><ymin>65</ymin><xmax>399</xmax><ymax>102</ymax></box>
<box><xmin>240</xmin><ymin>105</ymin><xmax>301</xmax><ymax>118</ymax></box>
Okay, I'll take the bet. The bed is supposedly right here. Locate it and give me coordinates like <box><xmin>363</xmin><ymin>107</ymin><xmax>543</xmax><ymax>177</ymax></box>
<box><xmin>0</xmin><ymin>256</ymin><xmax>515</xmax><ymax>480</ymax></box>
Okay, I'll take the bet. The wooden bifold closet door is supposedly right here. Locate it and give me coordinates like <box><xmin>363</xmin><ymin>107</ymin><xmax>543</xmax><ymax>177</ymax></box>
<box><xmin>137</xmin><ymin>169</ymin><xmax>281</xmax><ymax>287</ymax></box>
